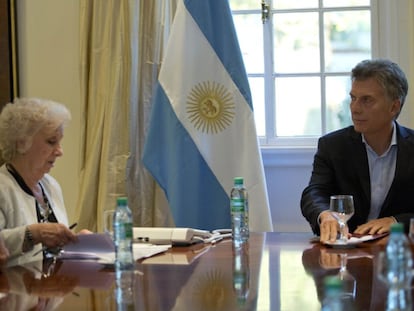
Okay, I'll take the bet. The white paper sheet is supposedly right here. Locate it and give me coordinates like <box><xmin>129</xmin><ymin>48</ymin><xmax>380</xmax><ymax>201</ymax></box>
<box><xmin>60</xmin><ymin>233</ymin><xmax>171</xmax><ymax>263</ymax></box>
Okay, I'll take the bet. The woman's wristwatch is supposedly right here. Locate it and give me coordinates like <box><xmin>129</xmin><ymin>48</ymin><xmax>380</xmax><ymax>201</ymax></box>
<box><xmin>23</xmin><ymin>226</ymin><xmax>35</xmax><ymax>252</ymax></box>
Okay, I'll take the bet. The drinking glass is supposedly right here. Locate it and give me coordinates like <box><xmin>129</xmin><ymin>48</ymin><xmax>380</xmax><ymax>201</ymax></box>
<box><xmin>330</xmin><ymin>195</ymin><xmax>354</xmax><ymax>244</ymax></box>
<box><xmin>337</xmin><ymin>253</ymin><xmax>356</xmax><ymax>301</ymax></box>
<box><xmin>104</xmin><ymin>209</ymin><xmax>115</xmax><ymax>239</ymax></box>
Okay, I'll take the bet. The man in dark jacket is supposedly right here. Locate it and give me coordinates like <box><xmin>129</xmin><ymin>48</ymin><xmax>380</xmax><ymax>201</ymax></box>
<box><xmin>301</xmin><ymin>59</ymin><xmax>414</xmax><ymax>243</ymax></box>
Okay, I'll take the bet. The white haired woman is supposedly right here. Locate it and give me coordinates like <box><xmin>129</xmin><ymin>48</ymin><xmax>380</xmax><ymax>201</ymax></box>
<box><xmin>0</xmin><ymin>97</ymin><xmax>77</xmax><ymax>266</ymax></box>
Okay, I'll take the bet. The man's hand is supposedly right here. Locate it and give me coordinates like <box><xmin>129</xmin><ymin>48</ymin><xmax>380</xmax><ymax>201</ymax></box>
<box><xmin>319</xmin><ymin>211</ymin><xmax>340</xmax><ymax>243</ymax></box>
<box><xmin>353</xmin><ymin>217</ymin><xmax>395</xmax><ymax>235</ymax></box>
<box><xmin>319</xmin><ymin>248</ymin><xmax>341</xmax><ymax>269</ymax></box>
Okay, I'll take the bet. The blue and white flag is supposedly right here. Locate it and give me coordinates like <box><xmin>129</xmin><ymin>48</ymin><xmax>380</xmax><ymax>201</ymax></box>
<box><xmin>143</xmin><ymin>0</ymin><xmax>272</xmax><ymax>231</ymax></box>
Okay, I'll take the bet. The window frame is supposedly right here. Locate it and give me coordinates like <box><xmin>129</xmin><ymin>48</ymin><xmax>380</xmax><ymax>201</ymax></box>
<box><xmin>231</xmin><ymin>1</ymin><xmax>377</xmax><ymax>148</ymax></box>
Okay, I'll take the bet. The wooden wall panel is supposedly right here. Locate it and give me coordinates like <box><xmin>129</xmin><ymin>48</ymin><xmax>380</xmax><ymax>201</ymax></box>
<box><xmin>0</xmin><ymin>0</ymin><xmax>17</xmax><ymax>110</ymax></box>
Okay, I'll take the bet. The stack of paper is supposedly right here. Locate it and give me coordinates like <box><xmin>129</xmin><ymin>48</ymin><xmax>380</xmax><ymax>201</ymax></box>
<box><xmin>61</xmin><ymin>233</ymin><xmax>171</xmax><ymax>263</ymax></box>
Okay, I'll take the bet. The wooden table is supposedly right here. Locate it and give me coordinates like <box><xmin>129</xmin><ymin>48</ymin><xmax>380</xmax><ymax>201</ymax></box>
<box><xmin>0</xmin><ymin>232</ymin><xmax>407</xmax><ymax>310</ymax></box>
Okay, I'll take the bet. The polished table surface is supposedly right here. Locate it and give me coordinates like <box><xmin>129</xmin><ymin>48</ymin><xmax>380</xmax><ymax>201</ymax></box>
<box><xmin>0</xmin><ymin>232</ymin><xmax>408</xmax><ymax>310</ymax></box>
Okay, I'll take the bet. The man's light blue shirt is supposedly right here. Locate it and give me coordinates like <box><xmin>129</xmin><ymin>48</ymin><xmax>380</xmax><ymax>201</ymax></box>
<box><xmin>363</xmin><ymin>123</ymin><xmax>397</xmax><ymax>220</ymax></box>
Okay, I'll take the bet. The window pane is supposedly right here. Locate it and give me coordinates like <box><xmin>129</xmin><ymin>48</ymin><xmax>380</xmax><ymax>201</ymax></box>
<box><xmin>325</xmin><ymin>11</ymin><xmax>371</xmax><ymax>72</ymax></box>
<box><xmin>323</xmin><ymin>0</ymin><xmax>370</xmax><ymax>8</ymax></box>
<box><xmin>249</xmin><ymin>77</ymin><xmax>265</xmax><ymax>136</ymax></box>
<box><xmin>233</xmin><ymin>14</ymin><xmax>264</xmax><ymax>73</ymax></box>
<box><xmin>275</xmin><ymin>77</ymin><xmax>321</xmax><ymax>136</ymax></box>
<box><xmin>229</xmin><ymin>0</ymin><xmax>260</xmax><ymax>10</ymax></box>
<box><xmin>274</xmin><ymin>0</ymin><xmax>318</xmax><ymax>9</ymax></box>
<box><xmin>274</xmin><ymin>13</ymin><xmax>320</xmax><ymax>73</ymax></box>
<box><xmin>230</xmin><ymin>0</ymin><xmax>372</xmax><ymax>144</ymax></box>
<box><xmin>326</xmin><ymin>76</ymin><xmax>352</xmax><ymax>132</ymax></box>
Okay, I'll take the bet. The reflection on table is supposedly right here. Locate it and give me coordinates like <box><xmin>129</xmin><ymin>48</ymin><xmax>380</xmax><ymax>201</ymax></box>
<box><xmin>0</xmin><ymin>232</ymin><xmax>408</xmax><ymax>310</ymax></box>
<box><xmin>0</xmin><ymin>259</ymin><xmax>79</xmax><ymax>310</ymax></box>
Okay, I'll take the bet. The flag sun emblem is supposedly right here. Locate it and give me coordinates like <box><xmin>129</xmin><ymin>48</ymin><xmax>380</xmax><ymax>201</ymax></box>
<box><xmin>186</xmin><ymin>81</ymin><xmax>235</xmax><ymax>134</ymax></box>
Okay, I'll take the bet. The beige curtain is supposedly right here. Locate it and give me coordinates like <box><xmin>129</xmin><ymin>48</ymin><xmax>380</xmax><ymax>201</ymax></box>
<box><xmin>126</xmin><ymin>0</ymin><xmax>177</xmax><ymax>227</ymax></box>
<box><xmin>77</xmin><ymin>0</ymin><xmax>131</xmax><ymax>232</ymax></box>
<box><xmin>376</xmin><ymin>0</ymin><xmax>414</xmax><ymax>126</ymax></box>
<box><xmin>77</xmin><ymin>0</ymin><xmax>177</xmax><ymax>231</ymax></box>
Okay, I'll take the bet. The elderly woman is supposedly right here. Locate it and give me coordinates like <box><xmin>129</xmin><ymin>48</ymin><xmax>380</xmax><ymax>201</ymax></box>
<box><xmin>0</xmin><ymin>97</ymin><xmax>77</xmax><ymax>266</ymax></box>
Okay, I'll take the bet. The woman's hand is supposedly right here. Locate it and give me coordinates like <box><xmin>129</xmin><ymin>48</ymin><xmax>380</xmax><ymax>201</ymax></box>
<box><xmin>28</xmin><ymin>223</ymin><xmax>78</xmax><ymax>249</ymax></box>
<box><xmin>77</xmin><ymin>229</ymin><xmax>93</xmax><ymax>235</ymax></box>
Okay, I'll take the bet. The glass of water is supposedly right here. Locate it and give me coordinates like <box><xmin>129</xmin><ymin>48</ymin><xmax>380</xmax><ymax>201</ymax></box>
<box><xmin>330</xmin><ymin>195</ymin><xmax>355</xmax><ymax>244</ymax></box>
<box><xmin>104</xmin><ymin>209</ymin><xmax>115</xmax><ymax>239</ymax></box>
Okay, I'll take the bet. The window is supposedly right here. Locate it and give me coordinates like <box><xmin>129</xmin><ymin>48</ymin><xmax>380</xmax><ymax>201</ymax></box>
<box><xmin>229</xmin><ymin>0</ymin><xmax>372</xmax><ymax>147</ymax></box>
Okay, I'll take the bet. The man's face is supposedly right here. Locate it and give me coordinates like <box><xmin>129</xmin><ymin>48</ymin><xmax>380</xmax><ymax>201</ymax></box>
<box><xmin>349</xmin><ymin>77</ymin><xmax>400</xmax><ymax>135</ymax></box>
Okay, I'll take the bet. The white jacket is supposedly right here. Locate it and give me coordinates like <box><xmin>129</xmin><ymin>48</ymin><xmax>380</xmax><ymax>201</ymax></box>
<box><xmin>0</xmin><ymin>165</ymin><xmax>69</xmax><ymax>266</ymax></box>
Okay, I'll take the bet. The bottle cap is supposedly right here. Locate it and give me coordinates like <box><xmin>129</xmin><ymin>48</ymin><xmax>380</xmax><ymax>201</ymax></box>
<box><xmin>234</xmin><ymin>177</ymin><xmax>244</xmax><ymax>185</ymax></box>
<box><xmin>117</xmin><ymin>197</ymin><xmax>128</xmax><ymax>206</ymax></box>
<box><xmin>390</xmin><ymin>222</ymin><xmax>404</xmax><ymax>233</ymax></box>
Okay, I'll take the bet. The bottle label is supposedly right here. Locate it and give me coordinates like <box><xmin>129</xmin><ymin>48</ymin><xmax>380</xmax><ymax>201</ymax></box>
<box><xmin>124</xmin><ymin>223</ymin><xmax>133</xmax><ymax>239</ymax></box>
<box><xmin>231</xmin><ymin>199</ymin><xmax>245</xmax><ymax>212</ymax></box>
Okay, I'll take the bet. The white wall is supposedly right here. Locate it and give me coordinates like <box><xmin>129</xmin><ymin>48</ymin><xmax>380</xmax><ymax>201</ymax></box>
<box><xmin>263</xmin><ymin>149</ymin><xmax>314</xmax><ymax>232</ymax></box>
<box><xmin>17</xmin><ymin>0</ymin><xmax>81</xmax><ymax>223</ymax></box>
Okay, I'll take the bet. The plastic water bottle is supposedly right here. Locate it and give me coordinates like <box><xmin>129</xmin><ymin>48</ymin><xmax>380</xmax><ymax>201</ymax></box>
<box><xmin>113</xmin><ymin>197</ymin><xmax>135</xmax><ymax>308</ymax></box>
<box><xmin>386</xmin><ymin>287</ymin><xmax>412</xmax><ymax>311</ymax></box>
<box><xmin>321</xmin><ymin>276</ymin><xmax>344</xmax><ymax>311</ymax></box>
<box><xmin>230</xmin><ymin>177</ymin><xmax>249</xmax><ymax>246</ymax></box>
<box><xmin>232</xmin><ymin>242</ymin><xmax>250</xmax><ymax>307</ymax></box>
<box><xmin>381</xmin><ymin>223</ymin><xmax>413</xmax><ymax>311</ymax></box>
<box><xmin>115</xmin><ymin>277</ymin><xmax>135</xmax><ymax>311</ymax></box>
<box><xmin>384</xmin><ymin>223</ymin><xmax>413</xmax><ymax>289</ymax></box>
<box><xmin>113</xmin><ymin>196</ymin><xmax>134</xmax><ymax>270</ymax></box>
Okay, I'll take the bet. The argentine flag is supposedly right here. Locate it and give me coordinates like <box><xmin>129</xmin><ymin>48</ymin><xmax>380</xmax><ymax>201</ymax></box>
<box><xmin>143</xmin><ymin>0</ymin><xmax>273</xmax><ymax>231</ymax></box>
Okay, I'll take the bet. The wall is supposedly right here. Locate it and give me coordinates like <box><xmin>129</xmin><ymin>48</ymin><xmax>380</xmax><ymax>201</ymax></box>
<box><xmin>263</xmin><ymin>149</ymin><xmax>314</xmax><ymax>232</ymax></box>
<box><xmin>17</xmin><ymin>0</ymin><xmax>81</xmax><ymax>223</ymax></box>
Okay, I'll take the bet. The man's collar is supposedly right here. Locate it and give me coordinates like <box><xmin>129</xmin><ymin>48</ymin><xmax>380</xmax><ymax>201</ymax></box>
<box><xmin>361</xmin><ymin>122</ymin><xmax>397</xmax><ymax>147</ymax></box>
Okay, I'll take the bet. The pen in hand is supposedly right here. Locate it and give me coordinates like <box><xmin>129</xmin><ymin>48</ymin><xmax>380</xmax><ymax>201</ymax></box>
<box><xmin>32</xmin><ymin>222</ymin><xmax>78</xmax><ymax>257</ymax></box>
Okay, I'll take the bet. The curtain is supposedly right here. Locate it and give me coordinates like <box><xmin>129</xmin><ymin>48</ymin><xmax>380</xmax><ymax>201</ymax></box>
<box><xmin>77</xmin><ymin>0</ymin><xmax>177</xmax><ymax>231</ymax></box>
<box><xmin>77</xmin><ymin>0</ymin><xmax>131</xmax><ymax>232</ymax></box>
<box><xmin>126</xmin><ymin>0</ymin><xmax>177</xmax><ymax>227</ymax></box>
<box><xmin>376</xmin><ymin>0</ymin><xmax>414</xmax><ymax>125</ymax></box>
<box><xmin>77</xmin><ymin>5</ymin><xmax>130</xmax><ymax>310</ymax></box>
